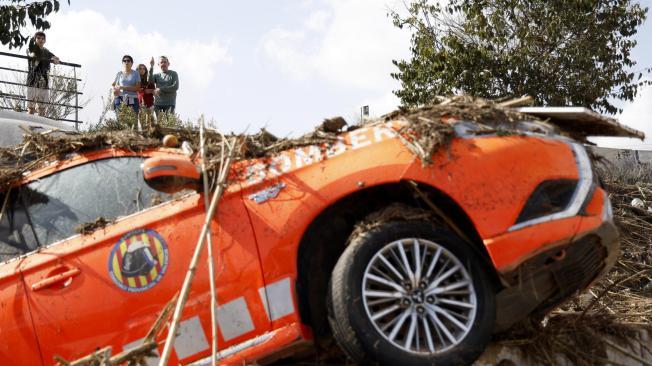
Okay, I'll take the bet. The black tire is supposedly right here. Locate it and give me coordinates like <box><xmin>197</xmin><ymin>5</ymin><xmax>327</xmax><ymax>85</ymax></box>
<box><xmin>328</xmin><ymin>220</ymin><xmax>495</xmax><ymax>366</ymax></box>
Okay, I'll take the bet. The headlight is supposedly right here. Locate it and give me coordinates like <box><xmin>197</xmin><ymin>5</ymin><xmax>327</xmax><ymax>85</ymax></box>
<box><xmin>509</xmin><ymin>143</ymin><xmax>594</xmax><ymax>231</ymax></box>
<box><xmin>514</xmin><ymin>179</ymin><xmax>578</xmax><ymax>224</ymax></box>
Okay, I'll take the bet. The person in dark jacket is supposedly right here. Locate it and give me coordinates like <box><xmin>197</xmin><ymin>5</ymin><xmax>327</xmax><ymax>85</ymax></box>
<box><xmin>25</xmin><ymin>31</ymin><xmax>60</xmax><ymax>116</ymax></box>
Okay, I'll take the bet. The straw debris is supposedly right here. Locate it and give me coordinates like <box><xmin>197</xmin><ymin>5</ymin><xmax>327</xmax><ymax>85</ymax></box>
<box><xmin>0</xmin><ymin>96</ymin><xmax>549</xmax><ymax>189</ymax></box>
<box><xmin>381</xmin><ymin>95</ymin><xmax>547</xmax><ymax>164</ymax></box>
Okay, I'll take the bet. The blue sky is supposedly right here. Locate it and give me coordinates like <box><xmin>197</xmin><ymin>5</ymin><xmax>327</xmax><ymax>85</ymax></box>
<box><xmin>1</xmin><ymin>0</ymin><xmax>651</xmax><ymax>147</ymax></box>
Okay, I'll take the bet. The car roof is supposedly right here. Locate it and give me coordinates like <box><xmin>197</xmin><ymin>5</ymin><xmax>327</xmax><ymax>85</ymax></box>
<box><xmin>0</xmin><ymin>110</ymin><xmax>76</xmax><ymax>148</ymax></box>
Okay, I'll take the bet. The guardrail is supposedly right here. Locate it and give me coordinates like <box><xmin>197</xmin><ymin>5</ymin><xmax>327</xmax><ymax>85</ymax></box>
<box><xmin>0</xmin><ymin>51</ymin><xmax>82</xmax><ymax>128</ymax></box>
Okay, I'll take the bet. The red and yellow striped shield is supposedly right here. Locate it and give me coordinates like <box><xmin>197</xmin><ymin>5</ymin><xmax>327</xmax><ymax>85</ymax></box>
<box><xmin>108</xmin><ymin>229</ymin><xmax>169</xmax><ymax>292</ymax></box>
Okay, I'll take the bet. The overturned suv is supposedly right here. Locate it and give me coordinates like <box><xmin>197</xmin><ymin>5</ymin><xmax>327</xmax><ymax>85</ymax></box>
<box><xmin>0</xmin><ymin>106</ymin><xmax>627</xmax><ymax>365</ymax></box>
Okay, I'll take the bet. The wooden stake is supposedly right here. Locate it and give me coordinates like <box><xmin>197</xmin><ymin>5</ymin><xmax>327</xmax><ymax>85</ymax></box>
<box><xmin>158</xmin><ymin>137</ymin><xmax>238</xmax><ymax>366</ymax></box>
<box><xmin>497</xmin><ymin>95</ymin><xmax>534</xmax><ymax>108</ymax></box>
<box><xmin>199</xmin><ymin>117</ymin><xmax>219</xmax><ymax>366</ymax></box>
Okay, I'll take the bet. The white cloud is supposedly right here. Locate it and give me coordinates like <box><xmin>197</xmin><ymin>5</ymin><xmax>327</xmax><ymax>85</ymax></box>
<box><xmin>3</xmin><ymin>9</ymin><xmax>231</xmax><ymax>127</ymax></box>
<box><xmin>260</xmin><ymin>0</ymin><xmax>410</xmax><ymax>127</ymax></box>
<box><xmin>260</xmin><ymin>28</ymin><xmax>314</xmax><ymax>80</ymax></box>
<box><xmin>304</xmin><ymin>10</ymin><xmax>332</xmax><ymax>32</ymax></box>
<box><xmin>310</xmin><ymin>0</ymin><xmax>410</xmax><ymax>91</ymax></box>
<box><xmin>260</xmin><ymin>0</ymin><xmax>410</xmax><ymax>90</ymax></box>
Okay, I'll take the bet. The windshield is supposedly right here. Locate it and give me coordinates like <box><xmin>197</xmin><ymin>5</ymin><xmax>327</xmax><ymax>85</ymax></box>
<box><xmin>0</xmin><ymin>157</ymin><xmax>187</xmax><ymax>263</ymax></box>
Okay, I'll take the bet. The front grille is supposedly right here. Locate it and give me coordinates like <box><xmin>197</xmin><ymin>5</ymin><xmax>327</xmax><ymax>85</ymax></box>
<box><xmin>553</xmin><ymin>235</ymin><xmax>606</xmax><ymax>291</ymax></box>
<box><xmin>539</xmin><ymin>235</ymin><xmax>607</xmax><ymax>312</ymax></box>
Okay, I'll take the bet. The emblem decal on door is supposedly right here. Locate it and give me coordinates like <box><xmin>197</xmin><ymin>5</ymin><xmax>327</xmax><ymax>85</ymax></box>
<box><xmin>108</xmin><ymin>229</ymin><xmax>169</xmax><ymax>292</ymax></box>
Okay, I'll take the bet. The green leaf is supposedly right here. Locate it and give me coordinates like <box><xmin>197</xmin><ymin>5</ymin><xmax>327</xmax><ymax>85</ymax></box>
<box><xmin>0</xmin><ymin>1</ymin><xmax>71</xmax><ymax>48</ymax></box>
<box><xmin>390</xmin><ymin>0</ymin><xmax>649</xmax><ymax>113</ymax></box>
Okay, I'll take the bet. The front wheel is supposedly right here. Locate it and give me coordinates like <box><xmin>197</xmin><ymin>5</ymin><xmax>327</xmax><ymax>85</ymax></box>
<box><xmin>328</xmin><ymin>220</ymin><xmax>495</xmax><ymax>365</ymax></box>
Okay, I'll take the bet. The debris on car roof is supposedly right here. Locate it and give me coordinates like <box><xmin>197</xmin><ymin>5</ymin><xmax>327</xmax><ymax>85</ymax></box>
<box><xmin>0</xmin><ymin>95</ymin><xmax>642</xmax><ymax>190</ymax></box>
<box><xmin>379</xmin><ymin>95</ymin><xmax>542</xmax><ymax>164</ymax></box>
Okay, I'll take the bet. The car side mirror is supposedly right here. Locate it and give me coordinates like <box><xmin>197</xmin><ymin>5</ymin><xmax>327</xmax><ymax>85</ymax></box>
<box><xmin>142</xmin><ymin>156</ymin><xmax>201</xmax><ymax>193</ymax></box>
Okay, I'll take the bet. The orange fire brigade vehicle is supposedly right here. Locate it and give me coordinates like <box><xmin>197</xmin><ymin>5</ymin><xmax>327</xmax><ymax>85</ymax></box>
<box><xmin>0</xmin><ymin>106</ymin><xmax>633</xmax><ymax>365</ymax></box>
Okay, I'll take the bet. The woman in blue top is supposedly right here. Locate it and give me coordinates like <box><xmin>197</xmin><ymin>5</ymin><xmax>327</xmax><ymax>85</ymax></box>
<box><xmin>112</xmin><ymin>55</ymin><xmax>141</xmax><ymax>114</ymax></box>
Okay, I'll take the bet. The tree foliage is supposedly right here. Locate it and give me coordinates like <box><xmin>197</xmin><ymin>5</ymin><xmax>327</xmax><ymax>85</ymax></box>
<box><xmin>391</xmin><ymin>0</ymin><xmax>650</xmax><ymax>114</ymax></box>
<box><xmin>0</xmin><ymin>1</ymin><xmax>69</xmax><ymax>49</ymax></box>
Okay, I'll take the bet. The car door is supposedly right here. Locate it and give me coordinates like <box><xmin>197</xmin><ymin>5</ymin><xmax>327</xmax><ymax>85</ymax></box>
<box><xmin>0</xmin><ymin>186</ymin><xmax>51</xmax><ymax>366</ymax></box>
<box><xmin>0</xmin><ymin>265</ymin><xmax>42</xmax><ymax>366</ymax></box>
<box><xmin>16</xmin><ymin>152</ymin><xmax>271</xmax><ymax>365</ymax></box>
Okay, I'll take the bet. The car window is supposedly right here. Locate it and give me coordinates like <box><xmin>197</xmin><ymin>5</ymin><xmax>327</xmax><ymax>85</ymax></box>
<box><xmin>0</xmin><ymin>156</ymin><xmax>188</xmax><ymax>262</ymax></box>
<box><xmin>0</xmin><ymin>188</ymin><xmax>40</xmax><ymax>262</ymax></box>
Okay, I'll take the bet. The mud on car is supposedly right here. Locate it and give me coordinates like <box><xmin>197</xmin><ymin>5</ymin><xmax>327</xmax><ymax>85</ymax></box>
<box><xmin>0</xmin><ymin>104</ymin><xmax>628</xmax><ymax>365</ymax></box>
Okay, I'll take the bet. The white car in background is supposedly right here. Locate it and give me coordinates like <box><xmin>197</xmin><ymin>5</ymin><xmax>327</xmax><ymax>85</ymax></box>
<box><xmin>0</xmin><ymin>110</ymin><xmax>75</xmax><ymax>148</ymax></box>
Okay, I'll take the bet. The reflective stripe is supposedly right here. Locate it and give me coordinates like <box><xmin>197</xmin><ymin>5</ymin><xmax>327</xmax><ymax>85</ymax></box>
<box><xmin>122</xmin><ymin>281</ymin><xmax>293</xmax><ymax>361</ymax></box>
<box><xmin>216</xmin><ymin>296</ymin><xmax>255</xmax><ymax>341</ymax></box>
<box><xmin>259</xmin><ymin>278</ymin><xmax>295</xmax><ymax>321</ymax></box>
<box><xmin>188</xmin><ymin>331</ymin><xmax>275</xmax><ymax>365</ymax></box>
<box><xmin>174</xmin><ymin>316</ymin><xmax>210</xmax><ymax>360</ymax></box>
<box><xmin>124</xmin><ymin>316</ymin><xmax>209</xmax><ymax>362</ymax></box>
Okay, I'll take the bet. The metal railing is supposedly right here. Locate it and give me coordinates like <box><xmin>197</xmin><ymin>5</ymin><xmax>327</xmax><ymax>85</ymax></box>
<box><xmin>0</xmin><ymin>51</ymin><xmax>83</xmax><ymax>128</ymax></box>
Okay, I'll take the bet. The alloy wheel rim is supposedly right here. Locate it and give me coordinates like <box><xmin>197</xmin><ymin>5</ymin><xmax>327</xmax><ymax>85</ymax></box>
<box><xmin>362</xmin><ymin>238</ymin><xmax>477</xmax><ymax>355</ymax></box>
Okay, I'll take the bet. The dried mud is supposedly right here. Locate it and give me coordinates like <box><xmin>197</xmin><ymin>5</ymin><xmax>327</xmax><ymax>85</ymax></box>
<box><xmin>74</xmin><ymin>217</ymin><xmax>114</xmax><ymax>235</ymax></box>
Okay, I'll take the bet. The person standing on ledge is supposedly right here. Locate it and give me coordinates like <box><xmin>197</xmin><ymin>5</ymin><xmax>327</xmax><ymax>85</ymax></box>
<box><xmin>26</xmin><ymin>31</ymin><xmax>60</xmax><ymax>116</ymax></box>
<box><xmin>149</xmin><ymin>56</ymin><xmax>179</xmax><ymax>117</ymax></box>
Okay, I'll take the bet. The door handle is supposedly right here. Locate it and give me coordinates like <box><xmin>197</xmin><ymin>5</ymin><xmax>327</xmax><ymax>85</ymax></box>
<box><xmin>31</xmin><ymin>267</ymin><xmax>81</xmax><ymax>291</ymax></box>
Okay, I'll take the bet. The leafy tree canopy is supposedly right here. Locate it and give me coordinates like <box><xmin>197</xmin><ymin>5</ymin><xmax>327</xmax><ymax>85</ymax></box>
<box><xmin>391</xmin><ymin>0</ymin><xmax>650</xmax><ymax>114</ymax></box>
<box><xmin>0</xmin><ymin>1</ymin><xmax>69</xmax><ymax>49</ymax></box>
